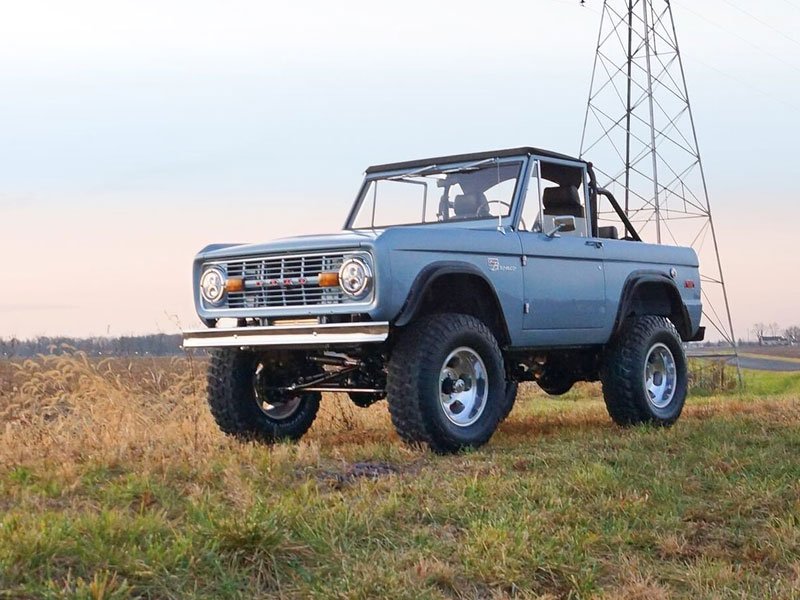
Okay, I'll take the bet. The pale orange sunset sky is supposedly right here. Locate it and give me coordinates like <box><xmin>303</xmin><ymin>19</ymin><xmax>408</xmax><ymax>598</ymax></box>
<box><xmin>2</xmin><ymin>1</ymin><xmax>799</xmax><ymax>340</ymax></box>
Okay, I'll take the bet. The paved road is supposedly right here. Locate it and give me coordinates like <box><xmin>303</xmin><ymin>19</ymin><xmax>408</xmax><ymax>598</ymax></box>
<box><xmin>729</xmin><ymin>356</ymin><xmax>800</xmax><ymax>372</ymax></box>
<box><xmin>687</xmin><ymin>351</ymin><xmax>800</xmax><ymax>372</ymax></box>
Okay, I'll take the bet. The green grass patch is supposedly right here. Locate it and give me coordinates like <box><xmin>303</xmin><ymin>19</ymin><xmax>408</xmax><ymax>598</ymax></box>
<box><xmin>689</xmin><ymin>359</ymin><xmax>800</xmax><ymax>397</ymax></box>
<box><xmin>741</xmin><ymin>369</ymin><xmax>800</xmax><ymax>396</ymax></box>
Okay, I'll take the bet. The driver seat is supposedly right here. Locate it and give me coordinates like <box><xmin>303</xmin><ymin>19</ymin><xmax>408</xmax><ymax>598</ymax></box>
<box><xmin>452</xmin><ymin>193</ymin><xmax>490</xmax><ymax>219</ymax></box>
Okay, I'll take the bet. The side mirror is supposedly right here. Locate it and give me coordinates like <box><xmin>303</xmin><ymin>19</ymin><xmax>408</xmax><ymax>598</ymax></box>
<box><xmin>546</xmin><ymin>215</ymin><xmax>576</xmax><ymax>238</ymax></box>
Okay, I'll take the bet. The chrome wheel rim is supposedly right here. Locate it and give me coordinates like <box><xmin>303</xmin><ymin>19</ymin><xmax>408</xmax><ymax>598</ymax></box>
<box><xmin>254</xmin><ymin>364</ymin><xmax>302</xmax><ymax>421</ymax></box>
<box><xmin>644</xmin><ymin>343</ymin><xmax>677</xmax><ymax>409</ymax></box>
<box><xmin>439</xmin><ymin>347</ymin><xmax>488</xmax><ymax>427</ymax></box>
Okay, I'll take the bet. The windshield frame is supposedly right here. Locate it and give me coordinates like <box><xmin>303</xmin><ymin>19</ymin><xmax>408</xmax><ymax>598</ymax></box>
<box><xmin>344</xmin><ymin>155</ymin><xmax>528</xmax><ymax>230</ymax></box>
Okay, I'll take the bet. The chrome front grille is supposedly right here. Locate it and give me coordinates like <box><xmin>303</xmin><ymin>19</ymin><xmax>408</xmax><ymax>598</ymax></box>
<box><xmin>216</xmin><ymin>252</ymin><xmax>364</xmax><ymax>309</ymax></box>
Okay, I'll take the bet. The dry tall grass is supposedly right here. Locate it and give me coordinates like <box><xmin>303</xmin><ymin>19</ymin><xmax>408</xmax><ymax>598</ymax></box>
<box><xmin>0</xmin><ymin>352</ymin><xmax>748</xmax><ymax>472</ymax></box>
<box><xmin>0</xmin><ymin>352</ymin><xmax>405</xmax><ymax>475</ymax></box>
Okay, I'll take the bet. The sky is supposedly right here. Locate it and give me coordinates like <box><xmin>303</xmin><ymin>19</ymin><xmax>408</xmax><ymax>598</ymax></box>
<box><xmin>1</xmin><ymin>0</ymin><xmax>799</xmax><ymax>340</ymax></box>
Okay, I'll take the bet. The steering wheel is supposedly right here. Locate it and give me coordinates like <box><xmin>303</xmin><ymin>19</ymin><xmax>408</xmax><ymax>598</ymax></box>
<box><xmin>486</xmin><ymin>200</ymin><xmax>526</xmax><ymax>231</ymax></box>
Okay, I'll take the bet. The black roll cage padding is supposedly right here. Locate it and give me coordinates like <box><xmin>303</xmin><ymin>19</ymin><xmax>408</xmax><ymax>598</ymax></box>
<box><xmin>596</xmin><ymin>188</ymin><xmax>642</xmax><ymax>242</ymax></box>
<box><xmin>585</xmin><ymin>163</ymin><xmax>642</xmax><ymax>242</ymax></box>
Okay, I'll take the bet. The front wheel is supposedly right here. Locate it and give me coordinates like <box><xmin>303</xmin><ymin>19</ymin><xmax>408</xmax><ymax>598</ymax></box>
<box><xmin>601</xmin><ymin>316</ymin><xmax>687</xmax><ymax>426</ymax></box>
<box><xmin>207</xmin><ymin>349</ymin><xmax>321</xmax><ymax>443</ymax></box>
<box><xmin>386</xmin><ymin>313</ymin><xmax>506</xmax><ymax>453</ymax></box>
<box><xmin>500</xmin><ymin>381</ymin><xmax>519</xmax><ymax>420</ymax></box>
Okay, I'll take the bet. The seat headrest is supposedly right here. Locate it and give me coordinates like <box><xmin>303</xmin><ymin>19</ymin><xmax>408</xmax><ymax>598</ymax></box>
<box><xmin>542</xmin><ymin>185</ymin><xmax>584</xmax><ymax>218</ymax></box>
<box><xmin>453</xmin><ymin>193</ymin><xmax>489</xmax><ymax>217</ymax></box>
<box><xmin>542</xmin><ymin>186</ymin><xmax>580</xmax><ymax>208</ymax></box>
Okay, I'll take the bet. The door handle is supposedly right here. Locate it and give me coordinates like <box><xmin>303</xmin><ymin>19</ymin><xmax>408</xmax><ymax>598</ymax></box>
<box><xmin>585</xmin><ymin>240</ymin><xmax>603</xmax><ymax>249</ymax></box>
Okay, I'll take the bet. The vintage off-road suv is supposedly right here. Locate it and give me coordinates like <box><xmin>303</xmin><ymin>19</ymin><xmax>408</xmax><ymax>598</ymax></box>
<box><xmin>184</xmin><ymin>147</ymin><xmax>704</xmax><ymax>453</ymax></box>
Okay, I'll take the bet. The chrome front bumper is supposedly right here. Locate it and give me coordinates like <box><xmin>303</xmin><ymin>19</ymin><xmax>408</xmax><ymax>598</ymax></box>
<box><xmin>182</xmin><ymin>321</ymin><xmax>390</xmax><ymax>349</ymax></box>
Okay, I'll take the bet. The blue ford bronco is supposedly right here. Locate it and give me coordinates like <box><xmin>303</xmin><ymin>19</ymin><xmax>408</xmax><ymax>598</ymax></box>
<box><xmin>183</xmin><ymin>147</ymin><xmax>704</xmax><ymax>453</ymax></box>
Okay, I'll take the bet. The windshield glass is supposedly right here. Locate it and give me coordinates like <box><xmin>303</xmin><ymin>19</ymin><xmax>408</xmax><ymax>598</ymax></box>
<box><xmin>349</xmin><ymin>159</ymin><xmax>523</xmax><ymax>229</ymax></box>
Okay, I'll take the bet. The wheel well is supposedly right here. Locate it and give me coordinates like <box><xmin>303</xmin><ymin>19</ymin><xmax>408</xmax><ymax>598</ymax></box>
<box><xmin>623</xmin><ymin>281</ymin><xmax>690</xmax><ymax>340</ymax></box>
<box><xmin>410</xmin><ymin>274</ymin><xmax>510</xmax><ymax>346</ymax></box>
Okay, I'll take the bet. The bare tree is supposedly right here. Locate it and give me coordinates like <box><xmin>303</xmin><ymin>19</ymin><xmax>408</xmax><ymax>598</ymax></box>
<box><xmin>785</xmin><ymin>325</ymin><xmax>800</xmax><ymax>343</ymax></box>
<box><xmin>751</xmin><ymin>322</ymin><xmax>766</xmax><ymax>343</ymax></box>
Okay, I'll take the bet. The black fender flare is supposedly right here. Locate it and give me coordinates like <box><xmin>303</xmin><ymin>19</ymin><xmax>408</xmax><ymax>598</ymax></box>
<box><xmin>613</xmin><ymin>270</ymin><xmax>693</xmax><ymax>340</ymax></box>
<box><xmin>393</xmin><ymin>261</ymin><xmax>511</xmax><ymax>342</ymax></box>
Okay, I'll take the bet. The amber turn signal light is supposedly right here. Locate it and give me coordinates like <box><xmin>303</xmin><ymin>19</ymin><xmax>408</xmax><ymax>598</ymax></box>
<box><xmin>318</xmin><ymin>271</ymin><xmax>339</xmax><ymax>287</ymax></box>
<box><xmin>224</xmin><ymin>278</ymin><xmax>244</xmax><ymax>293</ymax></box>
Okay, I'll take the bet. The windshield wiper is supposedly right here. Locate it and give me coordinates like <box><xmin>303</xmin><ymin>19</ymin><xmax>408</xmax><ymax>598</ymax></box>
<box><xmin>385</xmin><ymin>157</ymin><xmax>499</xmax><ymax>181</ymax></box>
<box><xmin>437</xmin><ymin>157</ymin><xmax>497</xmax><ymax>174</ymax></box>
<box><xmin>386</xmin><ymin>165</ymin><xmax>440</xmax><ymax>180</ymax></box>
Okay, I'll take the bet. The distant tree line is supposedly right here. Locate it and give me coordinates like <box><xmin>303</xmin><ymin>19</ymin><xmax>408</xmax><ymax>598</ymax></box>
<box><xmin>749</xmin><ymin>323</ymin><xmax>799</xmax><ymax>345</ymax></box>
<box><xmin>0</xmin><ymin>334</ymin><xmax>185</xmax><ymax>358</ymax></box>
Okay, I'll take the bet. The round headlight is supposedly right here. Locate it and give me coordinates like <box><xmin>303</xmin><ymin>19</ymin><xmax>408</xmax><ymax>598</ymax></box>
<box><xmin>338</xmin><ymin>257</ymin><xmax>372</xmax><ymax>298</ymax></box>
<box><xmin>200</xmin><ymin>267</ymin><xmax>225</xmax><ymax>305</ymax></box>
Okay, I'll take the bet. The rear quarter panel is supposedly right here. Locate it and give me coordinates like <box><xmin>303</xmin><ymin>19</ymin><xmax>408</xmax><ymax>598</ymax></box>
<box><xmin>602</xmin><ymin>240</ymin><xmax>702</xmax><ymax>337</ymax></box>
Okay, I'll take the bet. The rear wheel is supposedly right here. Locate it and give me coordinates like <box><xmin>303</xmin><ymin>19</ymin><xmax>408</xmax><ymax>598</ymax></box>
<box><xmin>386</xmin><ymin>313</ymin><xmax>505</xmax><ymax>453</ymax></box>
<box><xmin>207</xmin><ymin>349</ymin><xmax>321</xmax><ymax>442</ymax></box>
<box><xmin>601</xmin><ymin>316</ymin><xmax>687</xmax><ymax>426</ymax></box>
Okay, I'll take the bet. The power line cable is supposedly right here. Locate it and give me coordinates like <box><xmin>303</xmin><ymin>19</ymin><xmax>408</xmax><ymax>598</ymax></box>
<box><xmin>581</xmin><ymin>1</ymin><xmax>800</xmax><ymax>110</ymax></box>
<box><xmin>672</xmin><ymin>0</ymin><xmax>800</xmax><ymax>76</ymax></box>
<box><xmin>719</xmin><ymin>0</ymin><xmax>800</xmax><ymax>48</ymax></box>
<box><xmin>688</xmin><ymin>53</ymin><xmax>800</xmax><ymax>111</ymax></box>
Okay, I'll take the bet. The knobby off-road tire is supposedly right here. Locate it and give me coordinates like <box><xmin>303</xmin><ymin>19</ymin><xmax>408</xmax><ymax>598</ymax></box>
<box><xmin>501</xmin><ymin>381</ymin><xmax>519</xmax><ymax>420</ymax></box>
<box><xmin>386</xmin><ymin>313</ymin><xmax>506</xmax><ymax>453</ymax></box>
<box><xmin>207</xmin><ymin>349</ymin><xmax>320</xmax><ymax>443</ymax></box>
<box><xmin>601</xmin><ymin>315</ymin><xmax>687</xmax><ymax>426</ymax></box>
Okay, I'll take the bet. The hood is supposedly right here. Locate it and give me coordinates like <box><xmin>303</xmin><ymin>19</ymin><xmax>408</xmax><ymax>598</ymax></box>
<box><xmin>198</xmin><ymin>230</ymin><xmax>382</xmax><ymax>260</ymax></box>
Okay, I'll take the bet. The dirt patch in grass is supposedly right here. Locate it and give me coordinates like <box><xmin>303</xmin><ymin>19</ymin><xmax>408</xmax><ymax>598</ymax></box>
<box><xmin>315</xmin><ymin>460</ymin><xmax>402</xmax><ymax>489</ymax></box>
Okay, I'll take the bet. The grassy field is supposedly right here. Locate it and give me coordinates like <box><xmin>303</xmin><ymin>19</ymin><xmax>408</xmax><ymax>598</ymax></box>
<box><xmin>1</xmin><ymin>355</ymin><xmax>800</xmax><ymax>599</ymax></box>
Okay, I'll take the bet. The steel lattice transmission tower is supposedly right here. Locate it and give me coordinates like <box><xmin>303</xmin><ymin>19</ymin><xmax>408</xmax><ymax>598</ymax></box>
<box><xmin>579</xmin><ymin>0</ymin><xmax>738</xmax><ymax>348</ymax></box>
